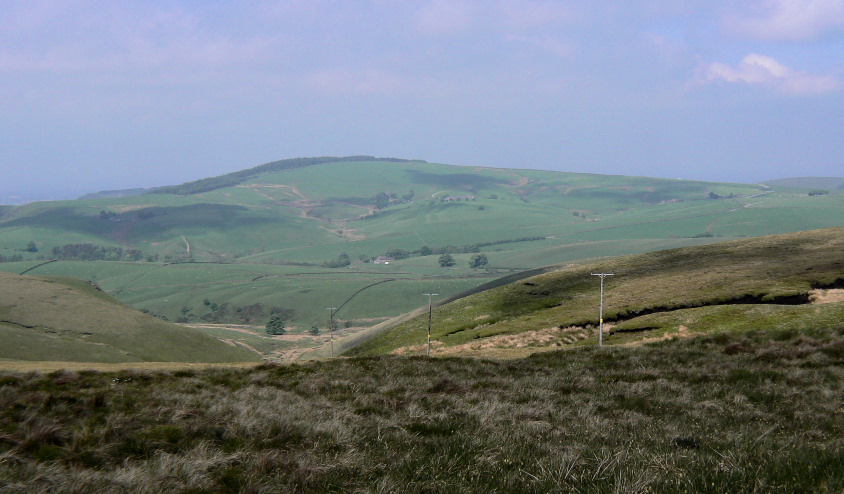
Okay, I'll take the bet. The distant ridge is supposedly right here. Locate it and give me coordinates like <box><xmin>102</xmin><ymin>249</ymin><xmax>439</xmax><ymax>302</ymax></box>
<box><xmin>149</xmin><ymin>156</ymin><xmax>426</xmax><ymax>195</ymax></box>
<box><xmin>762</xmin><ymin>177</ymin><xmax>844</xmax><ymax>190</ymax></box>
<box><xmin>79</xmin><ymin>188</ymin><xmax>150</xmax><ymax>200</ymax></box>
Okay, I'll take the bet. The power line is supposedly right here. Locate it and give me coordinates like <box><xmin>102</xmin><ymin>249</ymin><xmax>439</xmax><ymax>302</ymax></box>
<box><xmin>326</xmin><ymin>307</ymin><xmax>337</xmax><ymax>357</ymax></box>
<box><xmin>591</xmin><ymin>273</ymin><xmax>613</xmax><ymax>347</ymax></box>
<box><xmin>423</xmin><ymin>293</ymin><xmax>438</xmax><ymax>356</ymax></box>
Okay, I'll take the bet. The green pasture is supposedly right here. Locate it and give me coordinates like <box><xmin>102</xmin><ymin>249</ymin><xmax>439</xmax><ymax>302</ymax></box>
<box><xmin>2</xmin><ymin>158</ymin><xmax>843</xmax><ymax>333</ymax></box>
<box><xmin>4</xmin><ymin>259</ymin><xmax>500</xmax><ymax>329</ymax></box>
<box><xmin>347</xmin><ymin>227</ymin><xmax>844</xmax><ymax>356</ymax></box>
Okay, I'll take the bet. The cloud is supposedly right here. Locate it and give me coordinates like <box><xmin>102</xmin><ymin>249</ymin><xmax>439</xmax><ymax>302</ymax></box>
<box><xmin>725</xmin><ymin>0</ymin><xmax>844</xmax><ymax>40</ymax></box>
<box><xmin>703</xmin><ymin>53</ymin><xmax>841</xmax><ymax>95</ymax></box>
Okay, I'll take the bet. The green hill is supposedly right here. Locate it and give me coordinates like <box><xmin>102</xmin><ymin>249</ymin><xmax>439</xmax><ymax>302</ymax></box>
<box><xmin>0</xmin><ymin>271</ymin><xmax>261</xmax><ymax>363</ymax></box>
<box><xmin>346</xmin><ymin>227</ymin><xmax>844</xmax><ymax>357</ymax></box>
<box><xmin>2</xmin><ymin>157</ymin><xmax>843</xmax><ymax>339</ymax></box>
<box><xmin>762</xmin><ymin>177</ymin><xmax>844</xmax><ymax>190</ymax></box>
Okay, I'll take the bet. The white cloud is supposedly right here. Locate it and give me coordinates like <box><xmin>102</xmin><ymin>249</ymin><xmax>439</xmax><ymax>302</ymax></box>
<box><xmin>725</xmin><ymin>0</ymin><xmax>844</xmax><ymax>40</ymax></box>
<box><xmin>703</xmin><ymin>53</ymin><xmax>841</xmax><ymax>95</ymax></box>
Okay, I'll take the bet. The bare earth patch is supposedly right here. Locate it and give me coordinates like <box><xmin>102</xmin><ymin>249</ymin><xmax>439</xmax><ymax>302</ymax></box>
<box><xmin>809</xmin><ymin>288</ymin><xmax>844</xmax><ymax>304</ymax></box>
<box><xmin>389</xmin><ymin>326</ymin><xmax>590</xmax><ymax>357</ymax></box>
<box><xmin>625</xmin><ymin>324</ymin><xmax>701</xmax><ymax>347</ymax></box>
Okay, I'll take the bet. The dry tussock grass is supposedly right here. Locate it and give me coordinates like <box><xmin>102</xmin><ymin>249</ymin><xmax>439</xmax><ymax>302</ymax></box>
<box><xmin>0</xmin><ymin>328</ymin><xmax>842</xmax><ymax>492</ymax></box>
<box><xmin>810</xmin><ymin>288</ymin><xmax>844</xmax><ymax>304</ymax></box>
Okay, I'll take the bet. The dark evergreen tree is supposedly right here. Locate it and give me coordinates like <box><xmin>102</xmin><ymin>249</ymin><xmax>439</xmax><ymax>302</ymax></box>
<box><xmin>265</xmin><ymin>314</ymin><xmax>286</xmax><ymax>335</ymax></box>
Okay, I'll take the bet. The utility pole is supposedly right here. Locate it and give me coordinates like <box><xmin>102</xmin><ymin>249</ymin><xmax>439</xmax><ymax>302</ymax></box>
<box><xmin>591</xmin><ymin>273</ymin><xmax>613</xmax><ymax>347</ymax></box>
<box><xmin>424</xmin><ymin>293</ymin><xmax>438</xmax><ymax>356</ymax></box>
<box><xmin>326</xmin><ymin>307</ymin><xmax>337</xmax><ymax>357</ymax></box>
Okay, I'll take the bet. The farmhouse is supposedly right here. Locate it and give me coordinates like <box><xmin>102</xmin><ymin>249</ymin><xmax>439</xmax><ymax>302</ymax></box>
<box><xmin>374</xmin><ymin>256</ymin><xmax>394</xmax><ymax>264</ymax></box>
<box><xmin>443</xmin><ymin>195</ymin><xmax>475</xmax><ymax>202</ymax></box>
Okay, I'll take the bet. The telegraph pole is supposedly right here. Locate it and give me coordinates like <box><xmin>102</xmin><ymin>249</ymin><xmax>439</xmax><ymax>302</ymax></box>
<box><xmin>591</xmin><ymin>273</ymin><xmax>613</xmax><ymax>346</ymax></box>
<box><xmin>424</xmin><ymin>293</ymin><xmax>438</xmax><ymax>356</ymax></box>
<box><xmin>326</xmin><ymin>307</ymin><xmax>337</xmax><ymax>357</ymax></box>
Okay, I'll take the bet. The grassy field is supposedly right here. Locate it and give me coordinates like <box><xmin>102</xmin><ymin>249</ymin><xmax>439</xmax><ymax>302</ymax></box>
<box><xmin>1</xmin><ymin>157</ymin><xmax>843</xmax><ymax>334</ymax></box>
<box><xmin>348</xmin><ymin>227</ymin><xmax>844</xmax><ymax>357</ymax></box>
<box><xmin>0</xmin><ymin>272</ymin><xmax>260</xmax><ymax>364</ymax></box>
<box><xmin>0</xmin><ymin>326</ymin><xmax>841</xmax><ymax>492</ymax></box>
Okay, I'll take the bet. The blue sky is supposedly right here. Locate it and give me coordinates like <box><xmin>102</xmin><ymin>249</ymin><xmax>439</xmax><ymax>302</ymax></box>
<box><xmin>2</xmin><ymin>1</ymin><xmax>843</xmax><ymax>201</ymax></box>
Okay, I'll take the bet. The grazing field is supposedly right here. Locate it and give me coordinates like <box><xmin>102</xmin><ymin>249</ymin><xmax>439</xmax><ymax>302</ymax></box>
<box><xmin>1</xmin><ymin>157</ymin><xmax>843</xmax><ymax>334</ymax></box>
<box><xmin>0</xmin><ymin>327</ymin><xmax>841</xmax><ymax>492</ymax></box>
<box><xmin>348</xmin><ymin>227</ymin><xmax>844</xmax><ymax>357</ymax></box>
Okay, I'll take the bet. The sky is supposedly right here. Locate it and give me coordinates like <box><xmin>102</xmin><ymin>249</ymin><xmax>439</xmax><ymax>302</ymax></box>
<box><xmin>2</xmin><ymin>0</ymin><xmax>843</xmax><ymax>202</ymax></box>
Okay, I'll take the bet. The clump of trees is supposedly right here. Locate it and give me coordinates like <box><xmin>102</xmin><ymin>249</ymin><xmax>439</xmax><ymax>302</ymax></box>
<box><xmin>808</xmin><ymin>189</ymin><xmax>829</xmax><ymax>196</ymax></box>
<box><xmin>52</xmin><ymin>244</ymin><xmax>143</xmax><ymax>262</ymax></box>
<box><xmin>322</xmin><ymin>253</ymin><xmax>351</xmax><ymax>268</ymax></box>
<box><xmin>374</xmin><ymin>189</ymin><xmax>415</xmax><ymax>210</ymax></box>
<box><xmin>708</xmin><ymin>192</ymin><xmax>736</xmax><ymax>200</ymax></box>
<box><xmin>384</xmin><ymin>248</ymin><xmax>411</xmax><ymax>260</ymax></box>
<box><xmin>438</xmin><ymin>254</ymin><xmax>456</xmax><ymax>267</ymax></box>
<box><xmin>196</xmin><ymin>302</ymin><xmax>295</xmax><ymax>325</ymax></box>
<box><xmin>469</xmin><ymin>253</ymin><xmax>488</xmax><ymax>268</ymax></box>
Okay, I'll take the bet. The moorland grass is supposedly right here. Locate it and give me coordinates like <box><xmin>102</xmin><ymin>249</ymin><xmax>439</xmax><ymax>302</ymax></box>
<box><xmin>0</xmin><ymin>272</ymin><xmax>260</xmax><ymax>364</ymax></box>
<box><xmin>0</xmin><ymin>326</ymin><xmax>841</xmax><ymax>492</ymax></box>
<box><xmin>348</xmin><ymin>227</ymin><xmax>844</xmax><ymax>356</ymax></box>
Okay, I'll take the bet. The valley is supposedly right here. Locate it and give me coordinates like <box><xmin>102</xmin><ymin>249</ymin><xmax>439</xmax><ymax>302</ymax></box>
<box><xmin>1</xmin><ymin>157</ymin><xmax>843</xmax><ymax>362</ymax></box>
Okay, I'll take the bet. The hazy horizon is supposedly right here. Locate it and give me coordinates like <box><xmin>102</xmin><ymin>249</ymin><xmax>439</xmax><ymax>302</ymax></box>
<box><xmin>3</xmin><ymin>156</ymin><xmax>843</xmax><ymax>206</ymax></box>
<box><xmin>3</xmin><ymin>1</ymin><xmax>843</xmax><ymax>203</ymax></box>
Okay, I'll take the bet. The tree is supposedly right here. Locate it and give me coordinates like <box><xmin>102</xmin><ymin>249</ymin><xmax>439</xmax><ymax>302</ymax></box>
<box><xmin>265</xmin><ymin>314</ymin><xmax>286</xmax><ymax>335</ymax></box>
<box><xmin>419</xmin><ymin>245</ymin><xmax>432</xmax><ymax>256</ymax></box>
<box><xmin>374</xmin><ymin>192</ymin><xmax>390</xmax><ymax>209</ymax></box>
<box><xmin>438</xmin><ymin>253</ymin><xmax>456</xmax><ymax>267</ymax></box>
<box><xmin>309</xmin><ymin>325</ymin><xmax>320</xmax><ymax>335</ymax></box>
<box><xmin>469</xmin><ymin>253</ymin><xmax>488</xmax><ymax>268</ymax></box>
<box><xmin>25</xmin><ymin>241</ymin><xmax>38</xmax><ymax>253</ymax></box>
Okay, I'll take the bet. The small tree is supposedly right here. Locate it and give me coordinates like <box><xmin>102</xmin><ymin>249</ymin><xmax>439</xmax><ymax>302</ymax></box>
<box><xmin>265</xmin><ymin>314</ymin><xmax>286</xmax><ymax>335</ymax></box>
<box><xmin>374</xmin><ymin>192</ymin><xmax>390</xmax><ymax>209</ymax></box>
<box><xmin>438</xmin><ymin>253</ymin><xmax>456</xmax><ymax>267</ymax></box>
<box><xmin>469</xmin><ymin>253</ymin><xmax>488</xmax><ymax>268</ymax></box>
<box><xmin>25</xmin><ymin>241</ymin><xmax>38</xmax><ymax>253</ymax></box>
<box><xmin>309</xmin><ymin>325</ymin><xmax>320</xmax><ymax>335</ymax></box>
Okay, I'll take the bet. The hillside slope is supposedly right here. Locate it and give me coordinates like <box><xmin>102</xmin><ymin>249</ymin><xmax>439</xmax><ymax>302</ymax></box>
<box><xmin>2</xmin><ymin>157</ymin><xmax>843</xmax><ymax>332</ymax></box>
<box><xmin>0</xmin><ymin>272</ymin><xmax>261</xmax><ymax>363</ymax></box>
<box><xmin>347</xmin><ymin>227</ymin><xmax>844</xmax><ymax>357</ymax></box>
